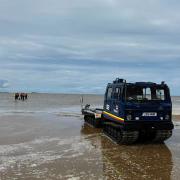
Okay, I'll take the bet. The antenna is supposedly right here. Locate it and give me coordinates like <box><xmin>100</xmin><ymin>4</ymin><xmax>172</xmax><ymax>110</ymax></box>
<box><xmin>80</xmin><ymin>95</ymin><xmax>84</xmax><ymax>109</ymax></box>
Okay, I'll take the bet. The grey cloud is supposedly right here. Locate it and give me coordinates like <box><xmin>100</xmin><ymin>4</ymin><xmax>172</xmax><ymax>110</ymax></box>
<box><xmin>0</xmin><ymin>0</ymin><xmax>180</xmax><ymax>94</ymax></box>
<box><xmin>0</xmin><ymin>0</ymin><xmax>180</xmax><ymax>36</ymax></box>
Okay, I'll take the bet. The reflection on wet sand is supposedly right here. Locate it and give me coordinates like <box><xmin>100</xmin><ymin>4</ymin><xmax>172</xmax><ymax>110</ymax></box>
<box><xmin>0</xmin><ymin>114</ymin><xmax>175</xmax><ymax>179</ymax></box>
<box><xmin>81</xmin><ymin>123</ymin><xmax>173</xmax><ymax>180</ymax></box>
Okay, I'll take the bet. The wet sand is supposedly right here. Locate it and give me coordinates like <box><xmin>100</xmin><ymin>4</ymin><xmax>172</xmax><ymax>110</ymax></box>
<box><xmin>0</xmin><ymin>113</ymin><xmax>180</xmax><ymax>180</ymax></box>
<box><xmin>173</xmin><ymin>115</ymin><xmax>180</xmax><ymax>121</ymax></box>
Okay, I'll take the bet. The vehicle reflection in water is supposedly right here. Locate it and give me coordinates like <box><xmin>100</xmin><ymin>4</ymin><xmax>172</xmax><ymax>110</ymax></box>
<box><xmin>81</xmin><ymin>123</ymin><xmax>173</xmax><ymax>180</ymax></box>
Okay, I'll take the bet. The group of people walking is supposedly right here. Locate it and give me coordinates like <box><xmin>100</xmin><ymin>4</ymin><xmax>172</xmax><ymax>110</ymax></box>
<box><xmin>15</xmin><ymin>93</ymin><xmax>28</xmax><ymax>101</ymax></box>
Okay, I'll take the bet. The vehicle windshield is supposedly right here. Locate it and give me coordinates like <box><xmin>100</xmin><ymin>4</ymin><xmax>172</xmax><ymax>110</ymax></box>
<box><xmin>126</xmin><ymin>85</ymin><xmax>167</xmax><ymax>102</ymax></box>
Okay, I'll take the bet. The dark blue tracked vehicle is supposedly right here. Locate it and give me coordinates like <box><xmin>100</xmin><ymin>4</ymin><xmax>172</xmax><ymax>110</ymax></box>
<box><xmin>82</xmin><ymin>78</ymin><xmax>174</xmax><ymax>144</ymax></box>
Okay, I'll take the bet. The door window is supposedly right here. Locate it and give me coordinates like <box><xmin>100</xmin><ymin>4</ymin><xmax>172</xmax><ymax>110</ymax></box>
<box><xmin>114</xmin><ymin>87</ymin><xmax>121</xmax><ymax>100</ymax></box>
<box><xmin>107</xmin><ymin>87</ymin><xmax>112</xmax><ymax>99</ymax></box>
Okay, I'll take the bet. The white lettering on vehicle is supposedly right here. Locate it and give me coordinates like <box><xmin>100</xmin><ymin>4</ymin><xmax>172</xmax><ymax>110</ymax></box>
<box><xmin>142</xmin><ymin>112</ymin><xmax>157</xmax><ymax>117</ymax></box>
<box><xmin>106</xmin><ymin>104</ymin><xmax>110</xmax><ymax>110</ymax></box>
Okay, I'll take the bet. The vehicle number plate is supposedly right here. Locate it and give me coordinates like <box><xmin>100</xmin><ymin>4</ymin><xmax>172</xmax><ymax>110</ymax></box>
<box><xmin>142</xmin><ymin>112</ymin><xmax>157</xmax><ymax>116</ymax></box>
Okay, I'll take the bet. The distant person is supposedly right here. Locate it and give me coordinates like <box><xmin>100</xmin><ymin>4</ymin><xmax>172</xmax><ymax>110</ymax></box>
<box><xmin>15</xmin><ymin>93</ymin><xmax>19</xmax><ymax>100</ymax></box>
<box><xmin>20</xmin><ymin>93</ymin><xmax>25</xmax><ymax>101</ymax></box>
<box><xmin>24</xmin><ymin>93</ymin><xmax>28</xmax><ymax>100</ymax></box>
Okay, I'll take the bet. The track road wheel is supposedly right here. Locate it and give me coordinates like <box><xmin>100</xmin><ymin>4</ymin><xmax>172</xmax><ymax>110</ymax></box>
<box><xmin>118</xmin><ymin>130</ymin><xmax>139</xmax><ymax>145</ymax></box>
<box><xmin>103</xmin><ymin>124</ymin><xmax>139</xmax><ymax>145</ymax></box>
<box><xmin>152</xmin><ymin>130</ymin><xmax>172</xmax><ymax>143</ymax></box>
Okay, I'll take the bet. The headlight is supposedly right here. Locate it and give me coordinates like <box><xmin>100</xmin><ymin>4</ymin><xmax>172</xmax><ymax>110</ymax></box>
<box><xmin>135</xmin><ymin>117</ymin><xmax>140</xmax><ymax>120</ymax></box>
<box><xmin>126</xmin><ymin>114</ymin><xmax>132</xmax><ymax>121</ymax></box>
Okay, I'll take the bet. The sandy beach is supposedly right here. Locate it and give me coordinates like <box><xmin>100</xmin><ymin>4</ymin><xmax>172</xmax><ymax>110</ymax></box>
<box><xmin>0</xmin><ymin>113</ymin><xmax>180</xmax><ymax>180</ymax></box>
<box><xmin>173</xmin><ymin>115</ymin><xmax>180</xmax><ymax>121</ymax></box>
<box><xmin>0</xmin><ymin>93</ymin><xmax>180</xmax><ymax>179</ymax></box>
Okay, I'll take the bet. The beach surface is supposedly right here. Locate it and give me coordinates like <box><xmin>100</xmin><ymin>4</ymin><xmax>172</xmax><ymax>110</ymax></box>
<box><xmin>173</xmin><ymin>115</ymin><xmax>180</xmax><ymax>121</ymax></box>
<box><xmin>0</xmin><ymin>93</ymin><xmax>180</xmax><ymax>179</ymax></box>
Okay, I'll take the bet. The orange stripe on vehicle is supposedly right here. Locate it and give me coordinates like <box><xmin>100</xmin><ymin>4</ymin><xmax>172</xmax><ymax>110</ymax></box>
<box><xmin>103</xmin><ymin>111</ymin><xmax>124</xmax><ymax>122</ymax></box>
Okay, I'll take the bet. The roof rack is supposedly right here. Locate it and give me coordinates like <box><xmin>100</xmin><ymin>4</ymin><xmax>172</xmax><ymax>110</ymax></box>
<box><xmin>135</xmin><ymin>82</ymin><xmax>156</xmax><ymax>85</ymax></box>
<box><xmin>113</xmin><ymin>78</ymin><xmax>126</xmax><ymax>84</ymax></box>
<box><xmin>112</xmin><ymin>79</ymin><xmax>166</xmax><ymax>86</ymax></box>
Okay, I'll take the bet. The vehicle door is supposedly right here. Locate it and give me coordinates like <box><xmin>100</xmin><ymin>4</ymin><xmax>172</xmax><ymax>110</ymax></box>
<box><xmin>112</xmin><ymin>86</ymin><xmax>121</xmax><ymax>116</ymax></box>
<box><xmin>104</xmin><ymin>86</ymin><xmax>113</xmax><ymax>112</ymax></box>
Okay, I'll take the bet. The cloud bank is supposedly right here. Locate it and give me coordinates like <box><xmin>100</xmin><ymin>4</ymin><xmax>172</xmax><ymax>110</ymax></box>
<box><xmin>0</xmin><ymin>0</ymin><xmax>180</xmax><ymax>94</ymax></box>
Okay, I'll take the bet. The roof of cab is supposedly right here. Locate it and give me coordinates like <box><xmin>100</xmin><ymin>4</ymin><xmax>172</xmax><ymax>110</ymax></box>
<box><xmin>108</xmin><ymin>78</ymin><xmax>167</xmax><ymax>87</ymax></box>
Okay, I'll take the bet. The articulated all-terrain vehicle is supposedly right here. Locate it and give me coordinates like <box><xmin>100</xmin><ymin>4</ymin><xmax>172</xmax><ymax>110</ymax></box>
<box><xmin>82</xmin><ymin>78</ymin><xmax>174</xmax><ymax>144</ymax></box>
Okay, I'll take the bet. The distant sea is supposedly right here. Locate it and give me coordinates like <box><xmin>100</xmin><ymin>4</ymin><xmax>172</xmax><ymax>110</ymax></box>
<box><xmin>0</xmin><ymin>93</ymin><xmax>179</xmax><ymax>115</ymax></box>
<box><xmin>0</xmin><ymin>93</ymin><xmax>103</xmax><ymax>115</ymax></box>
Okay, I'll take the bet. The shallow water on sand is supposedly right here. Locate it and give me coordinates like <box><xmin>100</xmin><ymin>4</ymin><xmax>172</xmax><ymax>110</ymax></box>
<box><xmin>0</xmin><ymin>112</ymin><xmax>180</xmax><ymax>180</ymax></box>
<box><xmin>0</xmin><ymin>93</ymin><xmax>180</xmax><ymax>179</ymax></box>
<box><xmin>0</xmin><ymin>93</ymin><xmax>103</xmax><ymax>115</ymax></box>
<box><xmin>0</xmin><ymin>93</ymin><xmax>179</xmax><ymax>115</ymax></box>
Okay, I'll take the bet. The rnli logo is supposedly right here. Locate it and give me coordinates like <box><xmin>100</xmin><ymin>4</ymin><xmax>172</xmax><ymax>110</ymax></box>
<box><xmin>115</xmin><ymin>105</ymin><xmax>118</xmax><ymax>110</ymax></box>
<box><xmin>106</xmin><ymin>104</ymin><xmax>110</xmax><ymax>110</ymax></box>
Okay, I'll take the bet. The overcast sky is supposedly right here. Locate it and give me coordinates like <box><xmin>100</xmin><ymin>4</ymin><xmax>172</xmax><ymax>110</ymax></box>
<box><xmin>0</xmin><ymin>0</ymin><xmax>180</xmax><ymax>95</ymax></box>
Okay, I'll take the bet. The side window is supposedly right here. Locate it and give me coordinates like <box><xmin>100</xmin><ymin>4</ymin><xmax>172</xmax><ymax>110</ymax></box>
<box><xmin>114</xmin><ymin>87</ymin><xmax>121</xmax><ymax>100</ymax></box>
<box><xmin>107</xmin><ymin>87</ymin><xmax>112</xmax><ymax>99</ymax></box>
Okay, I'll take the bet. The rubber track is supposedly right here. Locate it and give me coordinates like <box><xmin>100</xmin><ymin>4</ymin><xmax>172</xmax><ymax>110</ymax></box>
<box><xmin>103</xmin><ymin>123</ymin><xmax>139</xmax><ymax>145</ymax></box>
<box><xmin>84</xmin><ymin>115</ymin><xmax>100</xmax><ymax>128</ymax></box>
<box><xmin>152</xmin><ymin>130</ymin><xmax>172</xmax><ymax>143</ymax></box>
